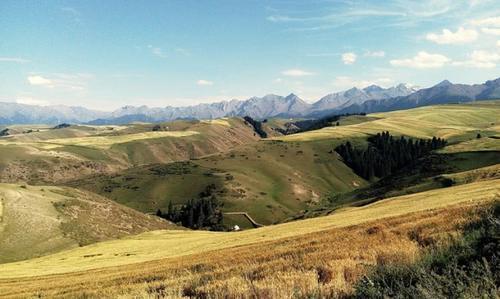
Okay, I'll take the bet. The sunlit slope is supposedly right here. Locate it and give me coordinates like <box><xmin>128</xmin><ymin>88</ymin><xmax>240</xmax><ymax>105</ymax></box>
<box><xmin>1</xmin><ymin>178</ymin><xmax>497</xmax><ymax>279</ymax></box>
<box><xmin>279</xmin><ymin>101</ymin><xmax>500</xmax><ymax>142</ymax></box>
<box><xmin>0</xmin><ymin>184</ymin><xmax>177</xmax><ymax>263</ymax></box>
<box><xmin>0</xmin><ymin>118</ymin><xmax>260</xmax><ymax>183</ymax></box>
<box><xmin>71</xmin><ymin>139</ymin><xmax>366</xmax><ymax>225</ymax></box>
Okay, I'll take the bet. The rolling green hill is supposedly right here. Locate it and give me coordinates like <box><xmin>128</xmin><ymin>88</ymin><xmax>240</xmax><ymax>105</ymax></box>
<box><xmin>0</xmin><ymin>183</ymin><xmax>179</xmax><ymax>263</ymax></box>
<box><xmin>69</xmin><ymin>139</ymin><xmax>366</xmax><ymax>226</ymax></box>
<box><xmin>0</xmin><ymin>118</ymin><xmax>261</xmax><ymax>183</ymax></box>
<box><xmin>0</xmin><ymin>101</ymin><xmax>498</xmax><ymax>298</ymax></box>
<box><xmin>68</xmin><ymin>101</ymin><xmax>499</xmax><ymax>227</ymax></box>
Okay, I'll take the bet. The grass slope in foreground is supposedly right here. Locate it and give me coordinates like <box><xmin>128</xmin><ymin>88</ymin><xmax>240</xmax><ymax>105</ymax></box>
<box><xmin>0</xmin><ymin>178</ymin><xmax>498</xmax><ymax>279</ymax></box>
<box><xmin>0</xmin><ymin>180</ymin><xmax>498</xmax><ymax>298</ymax></box>
<box><xmin>0</xmin><ymin>184</ymin><xmax>178</xmax><ymax>263</ymax></box>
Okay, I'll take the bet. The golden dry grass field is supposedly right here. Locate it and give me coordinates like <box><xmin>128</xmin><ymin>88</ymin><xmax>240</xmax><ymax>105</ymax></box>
<box><xmin>0</xmin><ymin>131</ymin><xmax>200</xmax><ymax>150</ymax></box>
<box><xmin>278</xmin><ymin>102</ymin><xmax>500</xmax><ymax>142</ymax></box>
<box><xmin>0</xmin><ymin>200</ymin><xmax>493</xmax><ymax>298</ymax></box>
<box><xmin>0</xmin><ymin>178</ymin><xmax>498</xmax><ymax>298</ymax></box>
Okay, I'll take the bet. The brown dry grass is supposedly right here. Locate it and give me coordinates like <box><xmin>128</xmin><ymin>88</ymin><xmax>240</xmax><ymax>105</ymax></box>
<box><xmin>0</xmin><ymin>202</ymin><xmax>486</xmax><ymax>299</ymax></box>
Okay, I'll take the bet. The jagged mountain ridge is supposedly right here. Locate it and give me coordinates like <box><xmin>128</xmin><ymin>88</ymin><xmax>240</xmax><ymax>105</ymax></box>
<box><xmin>311</xmin><ymin>83</ymin><xmax>418</xmax><ymax>112</ymax></box>
<box><xmin>0</xmin><ymin>78</ymin><xmax>499</xmax><ymax>125</ymax></box>
<box><xmin>334</xmin><ymin>78</ymin><xmax>500</xmax><ymax>115</ymax></box>
<box><xmin>0</xmin><ymin>102</ymin><xmax>107</xmax><ymax>125</ymax></box>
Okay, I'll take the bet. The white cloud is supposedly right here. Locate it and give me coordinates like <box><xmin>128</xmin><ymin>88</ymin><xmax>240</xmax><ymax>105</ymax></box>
<box><xmin>481</xmin><ymin>27</ymin><xmax>500</xmax><ymax>36</ymax></box>
<box><xmin>147</xmin><ymin>45</ymin><xmax>167</xmax><ymax>58</ymax></box>
<box><xmin>28</xmin><ymin>75</ymin><xmax>53</xmax><ymax>87</ymax></box>
<box><xmin>341</xmin><ymin>52</ymin><xmax>357</xmax><ymax>64</ymax></box>
<box><xmin>497</xmin><ymin>40</ymin><xmax>500</xmax><ymax>47</ymax></box>
<box><xmin>364</xmin><ymin>50</ymin><xmax>385</xmax><ymax>57</ymax></box>
<box><xmin>281</xmin><ymin>69</ymin><xmax>315</xmax><ymax>77</ymax></box>
<box><xmin>27</xmin><ymin>73</ymin><xmax>91</xmax><ymax>90</ymax></box>
<box><xmin>452</xmin><ymin>50</ymin><xmax>500</xmax><ymax>68</ymax></box>
<box><xmin>273</xmin><ymin>78</ymin><xmax>283</xmax><ymax>83</ymax></box>
<box><xmin>390</xmin><ymin>51</ymin><xmax>450</xmax><ymax>68</ymax></box>
<box><xmin>469</xmin><ymin>17</ymin><xmax>500</xmax><ymax>36</ymax></box>
<box><xmin>197</xmin><ymin>79</ymin><xmax>213</xmax><ymax>86</ymax></box>
<box><xmin>470</xmin><ymin>16</ymin><xmax>500</xmax><ymax>27</ymax></box>
<box><xmin>332</xmin><ymin>76</ymin><xmax>394</xmax><ymax>90</ymax></box>
<box><xmin>426</xmin><ymin>27</ymin><xmax>478</xmax><ymax>44</ymax></box>
<box><xmin>0</xmin><ymin>57</ymin><xmax>30</xmax><ymax>63</ymax></box>
<box><xmin>15</xmin><ymin>96</ymin><xmax>50</xmax><ymax>106</ymax></box>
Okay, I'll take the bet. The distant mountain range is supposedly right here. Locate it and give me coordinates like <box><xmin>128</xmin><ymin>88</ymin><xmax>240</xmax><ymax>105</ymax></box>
<box><xmin>0</xmin><ymin>78</ymin><xmax>499</xmax><ymax>125</ymax></box>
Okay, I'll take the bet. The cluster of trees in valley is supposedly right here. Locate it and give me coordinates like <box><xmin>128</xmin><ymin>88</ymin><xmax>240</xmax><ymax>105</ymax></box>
<box><xmin>276</xmin><ymin>112</ymin><xmax>366</xmax><ymax>135</ymax></box>
<box><xmin>335</xmin><ymin>131</ymin><xmax>447</xmax><ymax>180</ymax></box>
<box><xmin>243</xmin><ymin>116</ymin><xmax>267</xmax><ymax>138</ymax></box>
<box><xmin>156</xmin><ymin>184</ymin><xmax>224</xmax><ymax>231</ymax></box>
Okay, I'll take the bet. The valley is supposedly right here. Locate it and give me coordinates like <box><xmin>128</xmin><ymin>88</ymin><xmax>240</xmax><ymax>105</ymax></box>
<box><xmin>3</xmin><ymin>2</ymin><xmax>500</xmax><ymax>296</ymax></box>
<box><xmin>0</xmin><ymin>100</ymin><xmax>498</xmax><ymax>298</ymax></box>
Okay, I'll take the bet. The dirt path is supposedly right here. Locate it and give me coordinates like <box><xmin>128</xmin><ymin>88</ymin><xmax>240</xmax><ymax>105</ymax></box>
<box><xmin>224</xmin><ymin>212</ymin><xmax>264</xmax><ymax>228</ymax></box>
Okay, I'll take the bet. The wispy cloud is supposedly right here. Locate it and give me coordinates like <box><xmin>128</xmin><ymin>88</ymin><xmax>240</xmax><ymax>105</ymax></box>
<box><xmin>197</xmin><ymin>79</ymin><xmax>213</xmax><ymax>86</ymax></box>
<box><xmin>15</xmin><ymin>96</ymin><xmax>50</xmax><ymax>106</ymax></box>
<box><xmin>390</xmin><ymin>51</ymin><xmax>450</xmax><ymax>69</ymax></box>
<box><xmin>452</xmin><ymin>49</ymin><xmax>500</xmax><ymax>68</ymax></box>
<box><xmin>341</xmin><ymin>52</ymin><xmax>357</xmax><ymax>65</ymax></box>
<box><xmin>0</xmin><ymin>57</ymin><xmax>30</xmax><ymax>63</ymax></box>
<box><xmin>481</xmin><ymin>27</ymin><xmax>500</xmax><ymax>35</ymax></box>
<box><xmin>267</xmin><ymin>0</ymin><xmax>472</xmax><ymax>31</ymax></box>
<box><xmin>147</xmin><ymin>45</ymin><xmax>167</xmax><ymax>58</ymax></box>
<box><xmin>27</xmin><ymin>73</ymin><xmax>92</xmax><ymax>90</ymax></box>
<box><xmin>281</xmin><ymin>69</ymin><xmax>315</xmax><ymax>77</ymax></box>
<box><xmin>469</xmin><ymin>16</ymin><xmax>500</xmax><ymax>36</ymax></box>
<box><xmin>426</xmin><ymin>27</ymin><xmax>478</xmax><ymax>44</ymax></box>
<box><xmin>469</xmin><ymin>16</ymin><xmax>500</xmax><ymax>26</ymax></box>
<box><xmin>28</xmin><ymin>75</ymin><xmax>53</xmax><ymax>87</ymax></box>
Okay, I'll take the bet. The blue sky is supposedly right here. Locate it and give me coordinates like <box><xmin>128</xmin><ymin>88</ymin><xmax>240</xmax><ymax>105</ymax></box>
<box><xmin>1</xmin><ymin>0</ymin><xmax>499</xmax><ymax>110</ymax></box>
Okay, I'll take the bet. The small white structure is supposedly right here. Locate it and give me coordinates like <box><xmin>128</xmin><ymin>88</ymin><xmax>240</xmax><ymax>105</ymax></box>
<box><xmin>232</xmin><ymin>225</ymin><xmax>240</xmax><ymax>231</ymax></box>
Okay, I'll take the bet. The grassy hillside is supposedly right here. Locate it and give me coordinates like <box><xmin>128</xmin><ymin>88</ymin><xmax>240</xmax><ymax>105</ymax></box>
<box><xmin>70</xmin><ymin>139</ymin><xmax>366</xmax><ymax>226</ymax></box>
<box><xmin>1</xmin><ymin>178</ymin><xmax>497</xmax><ymax>278</ymax></box>
<box><xmin>0</xmin><ymin>102</ymin><xmax>498</xmax><ymax>297</ymax></box>
<box><xmin>0</xmin><ymin>183</ymin><xmax>178</xmax><ymax>263</ymax></box>
<box><xmin>0</xmin><ymin>179</ymin><xmax>497</xmax><ymax>298</ymax></box>
<box><xmin>68</xmin><ymin>102</ymin><xmax>500</xmax><ymax>226</ymax></box>
<box><xmin>278</xmin><ymin>101</ymin><xmax>499</xmax><ymax>142</ymax></box>
<box><xmin>0</xmin><ymin>118</ymin><xmax>261</xmax><ymax>183</ymax></box>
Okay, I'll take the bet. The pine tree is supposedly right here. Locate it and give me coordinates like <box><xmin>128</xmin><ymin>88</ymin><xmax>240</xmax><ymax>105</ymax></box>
<box><xmin>167</xmin><ymin>201</ymin><xmax>174</xmax><ymax>219</ymax></box>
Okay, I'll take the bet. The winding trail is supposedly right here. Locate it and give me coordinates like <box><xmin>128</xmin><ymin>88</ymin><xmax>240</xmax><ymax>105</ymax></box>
<box><xmin>224</xmin><ymin>212</ymin><xmax>264</xmax><ymax>228</ymax></box>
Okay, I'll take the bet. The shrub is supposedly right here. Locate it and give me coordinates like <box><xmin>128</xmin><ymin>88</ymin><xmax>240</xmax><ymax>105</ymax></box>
<box><xmin>316</xmin><ymin>266</ymin><xmax>333</xmax><ymax>284</ymax></box>
<box><xmin>354</xmin><ymin>202</ymin><xmax>500</xmax><ymax>298</ymax></box>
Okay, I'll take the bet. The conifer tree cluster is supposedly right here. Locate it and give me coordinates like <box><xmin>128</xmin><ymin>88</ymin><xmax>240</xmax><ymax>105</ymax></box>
<box><xmin>157</xmin><ymin>184</ymin><xmax>224</xmax><ymax>231</ymax></box>
<box><xmin>243</xmin><ymin>116</ymin><xmax>267</xmax><ymax>138</ymax></box>
<box><xmin>335</xmin><ymin>131</ymin><xmax>447</xmax><ymax>180</ymax></box>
